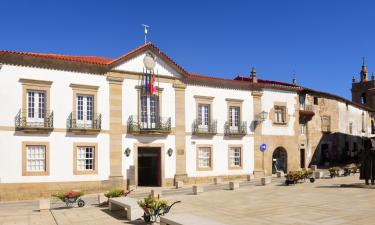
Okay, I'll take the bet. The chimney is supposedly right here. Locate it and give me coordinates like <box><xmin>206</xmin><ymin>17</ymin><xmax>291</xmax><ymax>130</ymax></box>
<box><xmin>250</xmin><ymin>67</ymin><xmax>257</xmax><ymax>83</ymax></box>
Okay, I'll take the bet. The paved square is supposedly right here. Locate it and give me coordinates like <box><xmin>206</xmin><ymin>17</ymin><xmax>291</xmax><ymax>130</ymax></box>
<box><xmin>1</xmin><ymin>175</ymin><xmax>375</xmax><ymax>225</ymax></box>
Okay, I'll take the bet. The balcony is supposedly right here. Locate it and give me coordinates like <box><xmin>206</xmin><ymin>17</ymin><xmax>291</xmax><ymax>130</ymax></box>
<box><xmin>67</xmin><ymin>112</ymin><xmax>101</xmax><ymax>135</ymax></box>
<box><xmin>224</xmin><ymin>121</ymin><xmax>247</xmax><ymax>137</ymax></box>
<box><xmin>299</xmin><ymin>104</ymin><xmax>315</xmax><ymax>120</ymax></box>
<box><xmin>15</xmin><ymin>109</ymin><xmax>53</xmax><ymax>133</ymax></box>
<box><xmin>192</xmin><ymin>119</ymin><xmax>217</xmax><ymax>136</ymax></box>
<box><xmin>127</xmin><ymin>115</ymin><xmax>171</xmax><ymax>135</ymax></box>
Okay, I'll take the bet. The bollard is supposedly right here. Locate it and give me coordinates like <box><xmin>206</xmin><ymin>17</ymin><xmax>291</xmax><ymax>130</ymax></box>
<box><xmin>261</xmin><ymin>177</ymin><xmax>272</xmax><ymax>185</ymax></box>
<box><xmin>229</xmin><ymin>181</ymin><xmax>239</xmax><ymax>190</ymax></box>
<box><xmin>193</xmin><ymin>185</ymin><xmax>203</xmax><ymax>195</ymax></box>
<box><xmin>175</xmin><ymin>181</ymin><xmax>184</xmax><ymax>189</ymax></box>
<box><xmin>150</xmin><ymin>189</ymin><xmax>162</xmax><ymax>198</ymax></box>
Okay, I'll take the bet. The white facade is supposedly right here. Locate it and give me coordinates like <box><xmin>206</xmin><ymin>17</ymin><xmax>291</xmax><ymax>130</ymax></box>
<box><xmin>338</xmin><ymin>102</ymin><xmax>371</xmax><ymax>137</ymax></box>
<box><xmin>0</xmin><ymin>64</ymin><xmax>110</xmax><ymax>183</ymax></box>
<box><xmin>0</xmin><ymin>43</ymin><xmax>373</xmax><ymax>198</ymax></box>
<box><xmin>261</xmin><ymin>89</ymin><xmax>297</xmax><ymax>136</ymax></box>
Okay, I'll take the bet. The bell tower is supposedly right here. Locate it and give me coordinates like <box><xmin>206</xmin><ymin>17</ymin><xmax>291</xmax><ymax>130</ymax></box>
<box><xmin>351</xmin><ymin>59</ymin><xmax>375</xmax><ymax>109</ymax></box>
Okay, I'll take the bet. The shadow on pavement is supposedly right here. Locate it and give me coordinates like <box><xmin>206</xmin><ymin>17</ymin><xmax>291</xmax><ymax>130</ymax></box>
<box><xmin>100</xmin><ymin>208</ymin><xmax>147</xmax><ymax>224</ymax></box>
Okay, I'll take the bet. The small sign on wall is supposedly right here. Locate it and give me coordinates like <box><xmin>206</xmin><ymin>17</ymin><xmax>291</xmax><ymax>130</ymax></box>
<box><xmin>260</xmin><ymin>144</ymin><xmax>267</xmax><ymax>152</ymax></box>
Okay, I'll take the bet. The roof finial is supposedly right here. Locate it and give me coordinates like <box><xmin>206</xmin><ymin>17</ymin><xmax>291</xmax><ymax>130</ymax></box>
<box><xmin>142</xmin><ymin>24</ymin><xmax>150</xmax><ymax>44</ymax></box>
<box><xmin>352</xmin><ymin>75</ymin><xmax>356</xmax><ymax>83</ymax></box>
<box><xmin>292</xmin><ymin>71</ymin><xmax>297</xmax><ymax>85</ymax></box>
<box><xmin>250</xmin><ymin>67</ymin><xmax>257</xmax><ymax>83</ymax></box>
<box><xmin>360</xmin><ymin>56</ymin><xmax>368</xmax><ymax>82</ymax></box>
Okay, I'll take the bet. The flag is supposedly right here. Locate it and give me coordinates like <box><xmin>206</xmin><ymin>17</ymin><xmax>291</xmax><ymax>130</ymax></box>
<box><xmin>145</xmin><ymin>70</ymin><xmax>149</xmax><ymax>94</ymax></box>
<box><xmin>152</xmin><ymin>71</ymin><xmax>157</xmax><ymax>94</ymax></box>
<box><xmin>149</xmin><ymin>70</ymin><xmax>153</xmax><ymax>94</ymax></box>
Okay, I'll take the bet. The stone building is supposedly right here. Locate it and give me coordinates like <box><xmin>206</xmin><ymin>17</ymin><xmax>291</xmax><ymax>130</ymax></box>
<box><xmin>0</xmin><ymin>43</ymin><xmax>373</xmax><ymax>201</ymax></box>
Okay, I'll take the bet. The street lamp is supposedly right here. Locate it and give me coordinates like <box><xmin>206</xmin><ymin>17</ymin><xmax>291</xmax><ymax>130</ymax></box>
<box><xmin>167</xmin><ymin>148</ymin><xmax>173</xmax><ymax>157</ymax></box>
<box><xmin>124</xmin><ymin>147</ymin><xmax>131</xmax><ymax>157</ymax></box>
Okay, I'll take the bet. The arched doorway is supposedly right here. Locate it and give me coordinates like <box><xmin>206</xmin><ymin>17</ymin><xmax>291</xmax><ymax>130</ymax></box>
<box><xmin>272</xmin><ymin>147</ymin><xmax>287</xmax><ymax>174</ymax></box>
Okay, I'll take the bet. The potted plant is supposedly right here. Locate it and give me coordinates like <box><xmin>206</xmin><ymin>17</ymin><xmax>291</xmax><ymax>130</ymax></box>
<box><xmin>52</xmin><ymin>190</ymin><xmax>85</xmax><ymax>207</ymax></box>
<box><xmin>328</xmin><ymin>167</ymin><xmax>340</xmax><ymax>178</ymax></box>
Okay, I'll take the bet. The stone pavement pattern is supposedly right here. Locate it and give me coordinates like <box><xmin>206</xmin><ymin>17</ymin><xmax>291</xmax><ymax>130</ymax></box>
<box><xmin>1</xmin><ymin>174</ymin><xmax>375</xmax><ymax>225</ymax></box>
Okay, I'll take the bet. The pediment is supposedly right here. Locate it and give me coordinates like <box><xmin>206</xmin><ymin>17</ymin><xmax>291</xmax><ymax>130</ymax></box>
<box><xmin>111</xmin><ymin>47</ymin><xmax>184</xmax><ymax>78</ymax></box>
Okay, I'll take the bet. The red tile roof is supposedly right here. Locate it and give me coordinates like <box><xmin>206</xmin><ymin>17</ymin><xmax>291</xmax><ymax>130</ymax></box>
<box><xmin>0</xmin><ymin>50</ymin><xmax>112</xmax><ymax>65</ymax></box>
<box><xmin>234</xmin><ymin>75</ymin><xmax>299</xmax><ymax>87</ymax></box>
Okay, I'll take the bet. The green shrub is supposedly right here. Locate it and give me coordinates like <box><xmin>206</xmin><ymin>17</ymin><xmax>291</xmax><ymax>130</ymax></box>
<box><xmin>104</xmin><ymin>188</ymin><xmax>124</xmax><ymax>198</ymax></box>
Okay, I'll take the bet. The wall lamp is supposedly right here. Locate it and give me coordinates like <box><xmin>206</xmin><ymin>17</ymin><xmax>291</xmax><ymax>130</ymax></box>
<box><xmin>167</xmin><ymin>148</ymin><xmax>173</xmax><ymax>157</ymax></box>
<box><xmin>254</xmin><ymin>110</ymin><xmax>268</xmax><ymax>128</ymax></box>
<box><xmin>124</xmin><ymin>147</ymin><xmax>131</xmax><ymax>157</ymax></box>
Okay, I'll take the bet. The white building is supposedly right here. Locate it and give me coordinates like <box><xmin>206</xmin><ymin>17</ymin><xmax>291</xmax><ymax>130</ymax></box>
<box><xmin>0</xmin><ymin>43</ymin><xmax>372</xmax><ymax>200</ymax></box>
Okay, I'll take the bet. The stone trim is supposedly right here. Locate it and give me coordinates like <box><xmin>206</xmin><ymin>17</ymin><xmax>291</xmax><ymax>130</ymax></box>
<box><xmin>196</xmin><ymin>144</ymin><xmax>213</xmax><ymax>171</ymax></box>
<box><xmin>22</xmin><ymin>141</ymin><xmax>50</xmax><ymax>176</ymax></box>
<box><xmin>107</xmin><ymin>73</ymin><xmax>124</xmax><ymax>180</ymax></box>
<box><xmin>227</xmin><ymin>100</ymin><xmax>243</xmax><ymax>126</ymax></box>
<box><xmin>73</xmin><ymin>142</ymin><xmax>98</xmax><ymax>175</ymax></box>
<box><xmin>269</xmin><ymin>101</ymin><xmax>289</xmax><ymax>126</ymax></box>
<box><xmin>20</xmin><ymin>79</ymin><xmax>52</xmax><ymax>119</ymax></box>
<box><xmin>194</xmin><ymin>95</ymin><xmax>215</xmax><ymax>100</ymax></box>
<box><xmin>136</xmin><ymin>86</ymin><xmax>163</xmax><ymax>123</ymax></box>
<box><xmin>69</xmin><ymin>83</ymin><xmax>99</xmax><ymax>90</ymax></box>
<box><xmin>195</xmin><ymin>97</ymin><xmax>214</xmax><ymax>128</ymax></box>
<box><xmin>225</xmin><ymin>98</ymin><xmax>244</xmax><ymax>103</ymax></box>
<box><xmin>132</xmin><ymin>143</ymin><xmax>166</xmax><ymax>187</ymax></box>
<box><xmin>174</xmin><ymin>81</ymin><xmax>187</xmax><ymax>178</ymax></box>
<box><xmin>228</xmin><ymin>144</ymin><xmax>244</xmax><ymax>170</ymax></box>
<box><xmin>70</xmin><ymin>84</ymin><xmax>98</xmax><ymax>119</ymax></box>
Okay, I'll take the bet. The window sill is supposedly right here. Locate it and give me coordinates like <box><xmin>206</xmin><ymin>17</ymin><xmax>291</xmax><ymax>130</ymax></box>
<box><xmin>196</xmin><ymin>167</ymin><xmax>213</xmax><ymax>171</ymax></box>
<box><xmin>273</xmin><ymin>122</ymin><xmax>288</xmax><ymax>126</ymax></box>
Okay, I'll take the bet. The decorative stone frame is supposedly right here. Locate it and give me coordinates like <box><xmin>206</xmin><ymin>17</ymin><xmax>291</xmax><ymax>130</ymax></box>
<box><xmin>19</xmin><ymin>79</ymin><xmax>53</xmax><ymax>132</ymax></box>
<box><xmin>194</xmin><ymin>95</ymin><xmax>214</xmax><ymax>126</ymax></box>
<box><xmin>22</xmin><ymin>141</ymin><xmax>50</xmax><ymax>176</ymax></box>
<box><xmin>135</xmin><ymin>85</ymin><xmax>164</xmax><ymax>122</ymax></box>
<box><xmin>132</xmin><ymin>143</ymin><xmax>166</xmax><ymax>187</ymax></box>
<box><xmin>73</xmin><ymin>142</ymin><xmax>98</xmax><ymax>175</ymax></box>
<box><xmin>225</xmin><ymin>98</ymin><xmax>243</xmax><ymax>127</ymax></box>
<box><xmin>196</xmin><ymin>144</ymin><xmax>213</xmax><ymax>171</ymax></box>
<box><xmin>269</xmin><ymin>102</ymin><xmax>289</xmax><ymax>126</ymax></box>
<box><xmin>228</xmin><ymin>144</ymin><xmax>243</xmax><ymax>170</ymax></box>
<box><xmin>70</xmin><ymin>84</ymin><xmax>99</xmax><ymax>117</ymax></box>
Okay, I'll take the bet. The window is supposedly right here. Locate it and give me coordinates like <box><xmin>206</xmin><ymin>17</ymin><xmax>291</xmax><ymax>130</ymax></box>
<box><xmin>300</xmin><ymin>123</ymin><xmax>306</xmax><ymax>135</ymax></box>
<box><xmin>274</xmin><ymin>106</ymin><xmax>286</xmax><ymax>124</ymax></box>
<box><xmin>197</xmin><ymin>146</ymin><xmax>212</xmax><ymax>170</ymax></box>
<box><xmin>140</xmin><ymin>94</ymin><xmax>159</xmax><ymax>128</ymax></box>
<box><xmin>198</xmin><ymin>104</ymin><xmax>210</xmax><ymax>128</ymax></box>
<box><xmin>361</xmin><ymin>93</ymin><xmax>367</xmax><ymax>105</ymax></box>
<box><xmin>313</xmin><ymin>97</ymin><xmax>319</xmax><ymax>105</ymax></box>
<box><xmin>22</xmin><ymin>141</ymin><xmax>49</xmax><ymax>176</ymax></box>
<box><xmin>361</xmin><ymin>112</ymin><xmax>365</xmax><ymax>132</ymax></box>
<box><xmin>229</xmin><ymin>106</ymin><xmax>240</xmax><ymax>130</ymax></box>
<box><xmin>229</xmin><ymin>146</ymin><xmax>242</xmax><ymax>168</ymax></box>
<box><xmin>76</xmin><ymin>95</ymin><xmax>94</xmax><ymax>123</ymax></box>
<box><xmin>372</xmin><ymin>120</ymin><xmax>375</xmax><ymax>134</ymax></box>
<box><xmin>299</xmin><ymin>95</ymin><xmax>305</xmax><ymax>110</ymax></box>
<box><xmin>77</xmin><ymin>146</ymin><xmax>95</xmax><ymax>171</ymax></box>
<box><xmin>73</xmin><ymin>143</ymin><xmax>98</xmax><ymax>175</ymax></box>
<box><xmin>27</xmin><ymin>90</ymin><xmax>46</xmax><ymax>123</ymax></box>
<box><xmin>349</xmin><ymin>122</ymin><xmax>353</xmax><ymax>134</ymax></box>
<box><xmin>20</xmin><ymin>79</ymin><xmax>52</xmax><ymax>129</ymax></box>
<box><xmin>26</xmin><ymin>145</ymin><xmax>46</xmax><ymax>172</ymax></box>
<box><xmin>321</xmin><ymin>116</ymin><xmax>331</xmax><ymax>132</ymax></box>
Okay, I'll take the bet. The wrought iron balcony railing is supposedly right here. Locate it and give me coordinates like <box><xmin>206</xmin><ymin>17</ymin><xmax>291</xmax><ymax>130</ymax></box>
<box><xmin>224</xmin><ymin>121</ymin><xmax>247</xmax><ymax>136</ymax></box>
<box><xmin>15</xmin><ymin>109</ymin><xmax>53</xmax><ymax>132</ymax></box>
<box><xmin>67</xmin><ymin>112</ymin><xmax>101</xmax><ymax>134</ymax></box>
<box><xmin>192</xmin><ymin>119</ymin><xmax>217</xmax><ymax>135</ymax></box>
<box><xmin>127</xmin><ymin>115</ymin><xmax>171</xmax><ymax>134</ymax></box>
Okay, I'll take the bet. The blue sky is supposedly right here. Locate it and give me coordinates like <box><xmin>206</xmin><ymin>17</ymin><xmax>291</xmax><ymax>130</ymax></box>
<box><xmin>1</xmin><ymin>0</ymin><xmax>374</xmax><ymax>99</ymax></box>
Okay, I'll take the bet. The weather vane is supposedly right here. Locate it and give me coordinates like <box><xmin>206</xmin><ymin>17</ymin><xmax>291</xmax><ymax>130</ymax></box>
<box><xmin>142</xmin><ymin>24</ymin><xmax>149</xmax><ymax>44</ymax></box>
